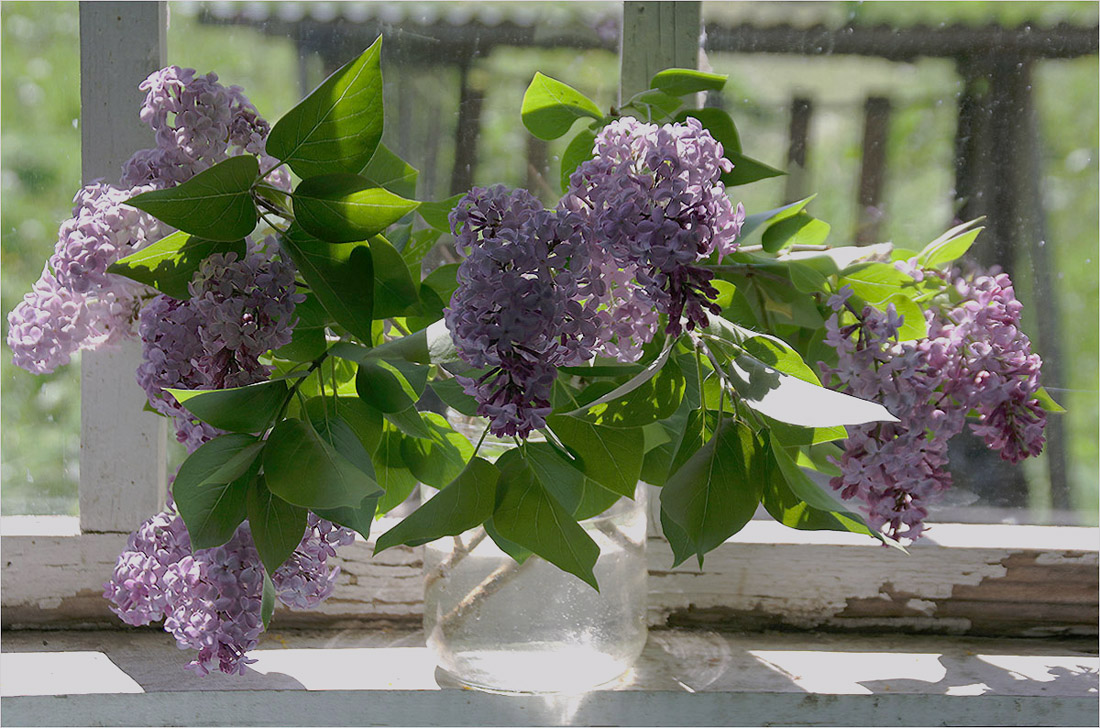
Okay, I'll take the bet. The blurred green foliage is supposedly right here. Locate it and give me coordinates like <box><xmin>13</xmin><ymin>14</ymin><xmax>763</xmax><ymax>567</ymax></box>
<box><xmin>2</xmin><ymin>1</ymin><xmax>1095</xmax><ymax>523</ymax></box>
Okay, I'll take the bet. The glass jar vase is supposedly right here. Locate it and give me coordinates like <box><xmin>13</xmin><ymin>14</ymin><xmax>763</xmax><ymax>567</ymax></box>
<box><xmin>422</xmin><ymin>483</ymin><xmax>649</xmax><ymax>694</ymax></box>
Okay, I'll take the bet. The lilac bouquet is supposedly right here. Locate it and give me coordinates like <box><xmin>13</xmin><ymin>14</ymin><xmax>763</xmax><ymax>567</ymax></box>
<box><xmin>8</xmin><ymin>39</ymin><xmax>1056</xmax><ymax>674</ymax></box>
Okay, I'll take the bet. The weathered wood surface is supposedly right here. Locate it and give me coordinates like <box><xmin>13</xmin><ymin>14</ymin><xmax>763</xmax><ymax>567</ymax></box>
<box><xmin>4</xmin><ymin>518</ymin><xmax>1096</xmax><ymax>638</ymax></box>
<box><xmin>2</xmin><ymin>629</ymin><xmax>1096</xmax><ymax>726</ymax></box>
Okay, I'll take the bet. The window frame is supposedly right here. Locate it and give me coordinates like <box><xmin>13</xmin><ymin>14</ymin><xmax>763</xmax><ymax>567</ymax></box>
<box><xmin>1</xmin><ymin>1</ymin><xmax>1095</xmax><ymax>638</ymax></box>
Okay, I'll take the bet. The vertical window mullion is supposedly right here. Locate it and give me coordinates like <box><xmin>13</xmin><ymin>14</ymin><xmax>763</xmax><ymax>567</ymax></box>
<box><xmin>77</xmin><ymin>1</ymin><xmax>168</xmax><ymax>533</ymax></box>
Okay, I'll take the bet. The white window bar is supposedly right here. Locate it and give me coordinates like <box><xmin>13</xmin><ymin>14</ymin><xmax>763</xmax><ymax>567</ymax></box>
<box><xmin>78</xmin><ymin>1</ymin><xmax>168</xmax><ymax>533</ymax></box>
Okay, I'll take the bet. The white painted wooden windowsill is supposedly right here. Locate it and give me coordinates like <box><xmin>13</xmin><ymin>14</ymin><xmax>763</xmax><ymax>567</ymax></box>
<box><xmin>2</xmin><ymin>628</ymin><xmax>1096</xmax><ymax>726</ymax></box>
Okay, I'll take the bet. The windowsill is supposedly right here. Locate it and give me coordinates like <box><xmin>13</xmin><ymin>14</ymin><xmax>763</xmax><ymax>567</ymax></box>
<box><xmin>2</xmin><ymin>628</ymin><xmax>1096</xmax><ymax>726</ymax></box>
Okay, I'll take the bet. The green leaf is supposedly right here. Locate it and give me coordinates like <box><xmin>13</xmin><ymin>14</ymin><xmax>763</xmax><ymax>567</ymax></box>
<box><xmin>521</xmin><ymin>72</ymin><xmax>604</xmax><ymax>141</ymax></box>
<box><xmin>412</xmin><ymin>263</ymin><xmax>459</xmax><ymax>323</ymax></box>
<box><xmin>737</xmin><ymin>196</ymin><xmax>815</xmax><ymax>242</ymax></box>
<box><xmin>340</xmin><ymin>319</ymin><xmax>457</xmax><ymax>365</ymax></box>
<box><xmin>766</xmin><ymin>418</ymin><xmax>848</xmax><ymax>447</ymax></box>
<box><xmin>400</xmin><ymin>411</ymin><xmax>474</xmax><ymax>488</ymax></box>
<box><xmin>839</xmin><ymin>263</ymin><xmax>916</xmax><ymax>305</ymax></box>
<box><xmin>763</xmin><ymin>434</ymin><xmax>890</xmax><ymax>546</ymax></box>
<box><xmin>560</xmin><ymin>127</ymin><xmax>598</xmax><ymax>194</ymax></box>
<box><xmin>761</xmin><ymin>212</ymin><xmax>830</xmax><ymax>253</ymax></box>
<box><xmin>370</xmin><ymin>235</ymin><xmax>420</xmax><ymax>318</ymax></box>
<box><xmin>522</xmin><ymin>444</ymin><xmax>622</xmax><ymax>521</ymax></box>
<box><xmin>361</xmin><ymin>143</ymin><xmax>418</xmax><ymax>199</ymax></box>
<box><xmin>267</xmin><ymin>38</ymin><xmax>384</xmax><ymax>178</ymax></box>
<box><xmin>675</xmin><ymin>107</ymin><xmax>740</xmax><ymax>154</ymax></box>
<box><xmin>126</xmin><ymin>155</ymin><xmax>258</xmax><ymax>241</ymax></box>
<box><xmin>723</xmin><ymin>151</ymin><xmax>784</xmax><ymax>187</ymax></box>
<box><xmin>264</xmin><ymin>418</ymin><xmax>382</xmax><ymax>509</ymax></box>
<box><xmin>173</xmin><ymin>434</ymin><xmax>264</xmax><ymax>550</ymax></box>
<box><xmin>916</xmin><ymin>219</ymin><xmax>983</xmax><ymax>269</ymax></box>
<box><xmin>247</xmin><ymin>476</ymin><xmax>308</xmax><ymax>574</ymax></box>
<box><xmin>640</xmin><ymin>399</ymin><xmax>693</xmax><ymax>487</ymax></box>
<box><xmin>107</xmin><ymin>231</ymin><xmax>246</xmax><ymax>299</ymax></box>
<box><xmin>314</xmin><ymin>494</ymin><xmax>379</xmax><ymax>541</ymax></box>
<box><xmin>309</xmin><ymin>412</ymin><xmax>377</xmax><ymax>478</ymax></box>
<box><xmin>660</xmin><ymin>421</ymin><xmax>765</xmax><ymax>559</ymax></box>
<box><xmin>355</xmin><ymin>358</ymin><xmax>428</xmax><ymax>413</ymax></box>
<box><xmin>373</xmin><ymin>425</ymin><xmax>419</xmax><ymax>516</ymax></box>
<box><xmin>375</xmin><ymin>457</ymin><xmax>499</xmax><ymax>551</ymax></box>
<box><xmin>274</xmin><ymin>294</ymin><xmax>329</xmax><ymax>362</ymax></box>
<box><xmin>579</xmin><ymin>355</ymin><xmax>685</xmax><ymax>428</ymax></box>
<box><xmin>1034</xmin><ymin>386</ymin><xmax>1066</xmax><ymax>414</ymax></box>
<box><xmin>660</xmin><ymin>504</ymin><xmax>697</xmax><ymax>568</ymax></box>
<box><xmin>887</xmin><ymin>294</ymin><xmax>929</xmax><ymax>341</ymax></box>
<box><xmin>383</xmin><ymin>405</ymin><xmax>433</xmax><ymax>439</ymax></box>
<box><xmin>402</xmin><ymin>229</ymin><xmax>444</xmax><ymax>274</ymax></box>
<box><xmin>786</xmin><ymin>260</ymin><xmax>831</xmax><ymax>294</ymax></box>
<box><xmin>304</xmin><ymin>395</ymin><xmax>383</xmax><ymax>455</ymax></box>
<box><xmin>261</xmin><ymin>573</ymin><xmax>276</xmax><ymax>628</ymax></box>
<box><xmin>280</xmin><ymin>225</ymin><xmax>374</xmax><ymax>343</ymax></box>
<box><xmin>650</xmin><ymin>68</ymin><xmax>727</xmax><ymax>96</ymax></box>
<box><xmin>483</xmin><ymin>518</ymin><xmax>532</xmax><ymax>564</ymax></box>
<box><xmin>416</xmin><ymin>194</ymin><xmax>464</xmax><ymax>232</ymax></box>
<box><xmin>167</xmin><ymin>379</ymin><xmax>288</xmax><ymax>434</ymax></box>
<box><xmin>623</xmin><ymin>89</ymin><xmax>682</xmax><ymax>119</ymax></box>
<box><xmin>546</xmin><ymin>414</ymin><xmax>643</xmax><ymax>498</ymax></box>
<box><xmin>293</xmin><ymin>173</ymin><xmax>419</xmax><ymax>244</ymax></box>
<box><xmin>492</xmin><ymin>452</ymin><xmax>600</xmax><ymax>589</ymax></box>
<box><xmin>430</xmin><ymin>379</ymin><xmax>480</xmax><ymax>417</ymax></box>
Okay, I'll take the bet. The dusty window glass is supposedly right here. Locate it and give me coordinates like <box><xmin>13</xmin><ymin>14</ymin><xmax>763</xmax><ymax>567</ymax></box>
<box><xmin>700</xmin><ymin>0</ymin><xmax>1098</xmax><ymax>525</ymax></box>
<box><xmin>1</xmin><ymin>1</ymin><xmax>82</xmax><ymax>515</ymax></box>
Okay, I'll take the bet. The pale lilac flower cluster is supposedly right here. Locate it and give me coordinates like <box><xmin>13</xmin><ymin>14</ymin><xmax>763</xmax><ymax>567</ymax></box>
<box><xmin>137</xmin><ymin>249</ymin><xmax>302</xmax><ymax>451</ymax></box>
<box><xmin>105</xmin><ymin>497</ymin><xmax>354</xmax><ymax>676</ymax></box>
<box><xmin>563</xmin><ymin>116</ymin><xmax>746</xmax><ymax>337</ymax></box>
<box><xmin>271</xmin><ymin>514</ymin><xmax>357</xmax><ymax>609</ymax></box>
<box><xmin>446</xmin><ymin>186</ymin><xmax>602</xmax><ymax>437</ymax></box>
<box><xmin>6</xmin><ymin>184</ymin><xmax>165</xmax><ymax>374</ymax></box>
<box><xmin>8</xmin><ymin>64</ymin><xmax>284</xmax><ymax>376</ymax></box>
<box><xmin>122</xmin><ymin>65</ymin><xmax>287</xmax><ymax>190</ymax></box>
<box><xmin>821</xmin><ymin>269</ymin><xmax>1046</xmax><ymax>542</ymax></box>
<box><xmin>938</xmin><ymin>272</ymin><xmax>1046</xmax><ymax>463</ymax></box>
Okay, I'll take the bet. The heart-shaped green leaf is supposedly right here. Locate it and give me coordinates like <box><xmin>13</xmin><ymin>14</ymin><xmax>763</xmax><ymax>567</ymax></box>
<box><xmin>247</xmin><ymin>476</ymin><xmax>308</xmax><ymax>574</ymax></box>
<box><xmin>173</xmin><ymin>434</ymin><xmax>264</xmax><ymax>550</ymax></box>
<box><xmin>167</xmin><ymin>379</ymin><xmax>289</xmax><ymax>434</ymax></box>
<box><xmin>492</xmin><ymin>452</ymin><xmax>600</xmax><ymax>589</ymax></box>
<box><xmin>264</xmin><ymin>418</ymin><xmax>382</xmax><ymax>509</ymax></box>
<box><xmin>361</xmin><ymin>143</ymin><xmax>419</xmax><ymax>199</ymax></box>
<box><xmin>374</xmin><ymin>457</ymin><xmax>499</xmax><ymax>552</ymax></box>
<box><xmin>559</xmin><ymin>127</ymin><xmax>597</xmax><ymax>193</ymax></box>
<box><xmin>267</xmin><ymin>37</ymin><xmax>384</xmax><ymax>178</ymax></box>
<box><xmin>126</xmin><ymin>155</ymin><xmax>259</xmax><ymax>241</ymax></box>
<box><xmin>355</xmin><ymin>358</ymin><xmax>428</xmax><ymax>413</ymax></box>
<box><xmin>521</xmin><ymin>72</ymin><xmax>604</xmax><ymax>141</ymax></box>
<box><xmin>650</xmin><ymin>68</ymin><xmax>727</xmax><ymax>96</ymax></box>
<box><xmin>369</xmin><ymin>234</ymin><xmax>420</xmax><ymax>318</ymax></box>
<box><xmin>107</xmin><ymin>231</ymin><xmax>246</xmax><ymax>299</ymax></box>
<box><xmin>660</xmin><ymin>421</ymin><xmax>766</xmax><ymax>559</ymax></box>
<box><xmin>723</xmin><ymin>151</ymin><xmax>785</xmax><ymax>187</ymax></box>
<box><xmin>546</xmin><ymin>414</ymin><xmax>643</xmax><ymax>498</ymax></box>
<box><xmin>293</xmin><ymin>173</ymin><xmax>419</xmax><ymax>244</ymax></box>
<box><xmin>279</xmin><ymin>225</ymin><xmax>374</xmax><ymax>343</ymax></box>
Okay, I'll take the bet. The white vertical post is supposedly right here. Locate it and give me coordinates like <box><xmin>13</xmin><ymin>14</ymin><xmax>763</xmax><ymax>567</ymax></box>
<box><xmin>79</xmin><ymin>1</ymin><xmax>168</xmax><ymax>532</ymax></box>
<box><xmin>620</xmin><ymin>1</ymin><xmax>702</xmax><ymax>532</ymax></box>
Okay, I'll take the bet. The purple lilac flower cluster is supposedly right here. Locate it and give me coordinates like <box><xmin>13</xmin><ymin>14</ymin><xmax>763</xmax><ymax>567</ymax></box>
<box><xmin>562</xmin><ymin>116</ymin><xmax>746</xmax><ymax>338</ymax></box>
<box><xmin>7</xmin><ymin>64</ymin><xmax>285</xmax><ymax>376</ymax></box>
<box><xmin>122</xmin><ymin>65</ymin><xmax>287</xmax><ymax>189</ymax></box>
<box><xmin>137</xmin><ymin>248</ymin><xmax>302</xmax><ymax>452</ymax></box>
<box><xmin>821</xmin><ymin>269</ymin><xmax>1046</xmax><ymax>542</ymax></box>
<box><xmin>446</xmin><ymin>186</ymin><xmax>603</xmax><ymax>437</ymax></box>
<box><xmin>105</xmin><ymin>497</ymin><xmax>354</xmax><ymax>675</ymax></box>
